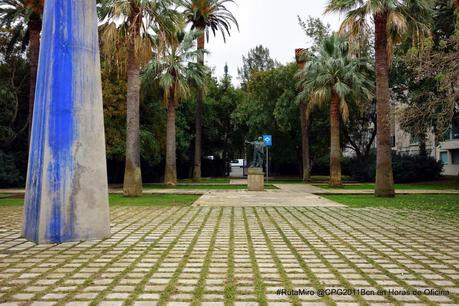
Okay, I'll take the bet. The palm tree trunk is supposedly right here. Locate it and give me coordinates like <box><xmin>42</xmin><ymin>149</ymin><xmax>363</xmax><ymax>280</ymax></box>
<box><xmin>27</xmin><ymin>17</ymin><xmax>42</xmax><ymax>143</ymax></box>
<box><xmin>165</xmin><ymin>93</ymin><xmax>177</xmax><ymax>186</ymax></box>
<box><xmin>193</xmin><ymin>31</ymin><xmax>205</xmax><ymax>181</ymax></box>
<box><xmin>295</xmin><ymin>49</ymin><xmax>311</xmax><ymax>183</ymax></box>
<box><xmin>299</xmin><ymin>101</ymin><xmax>311</xmax><ymax>182</ymax></box>
<box><xmin>123</xmin><ymin>40</ymin><xmax>142</xmax><ymax>196</ymax></box>
<box><xmin>329</xmin><ymin>90</ymin><xmax>342</xmax><ymax>187</ymax></box>
<box><xmin>374</xmin><ymin>13</ymin><xmax>395</xmax><ymax>197</ymax></box>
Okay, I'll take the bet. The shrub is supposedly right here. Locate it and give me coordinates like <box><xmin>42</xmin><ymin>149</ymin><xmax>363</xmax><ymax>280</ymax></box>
<box><xmin>311</xmin><ymin>154</ymin><xmax>330</xmax><ymax>175</ymax></box>
<box><xmin>346</xmin><ymin>152</ymin><xmax>443</xmax><ymax>183</ymax></box>
<box><xmin>347</xmin><ymin>154</ymin><xmax>376</xmax><ymax>182</ymax></box>
<box><xmin>0</xmin><ymin>150</ymin><xmax>24</xmax><ymax>187</ymax></box>
<box><xmin>392</xmin><ymin>153</ymin><xmax>443</xmax><ymax>183</ymax></box>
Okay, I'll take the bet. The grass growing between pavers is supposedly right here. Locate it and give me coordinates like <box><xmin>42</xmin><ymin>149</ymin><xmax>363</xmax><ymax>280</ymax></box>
<box><xmin>0</xmin><ymin>207</ymin><xmax>173</xmax><ymax>303</ymax></box>
<box><xmin>224</xmin><ymin>208</ymin><xmax>236</xmax><ymax>304</ymax></box>
<box><xmin>316</xmin><ymin>182</ymin><xmax>459</xmax><ymax>190</ymax></box>
<box><xmin>89</xmin><ymin>207</ymin><xmax>201</xmax><ymax>305</ymax></box>
<box><xmin>278</xmin><ymin>207</ymin><xmax>398</xmax><ymax>305</ymax></box>
<box><xmin>323</xmin><ymin>194</ymin><xmax>459</xmax><ymax>212</ymax></box>
<box><xmin>0</xmin><ymin>194</ymin><xmax>199</xmax><ymax>207</ymax></box>
<box><xmin>190</xmin><ymin>208</ymin><xmax>224</xmax><ymax>305</ymax></box>
<box><xmin>291</xmin><ymin>208</ymin><xmax>445</xmax><ymax>305</ymax></box>
<box><xmin>143</xmin><ymin>184</ymin><xmax>278</xmax><ymax>190</ymax></box>
<box><xmin>242</xmin><ymin>208</ymin><xmax>268</xmax><ymax>305</ymax></box>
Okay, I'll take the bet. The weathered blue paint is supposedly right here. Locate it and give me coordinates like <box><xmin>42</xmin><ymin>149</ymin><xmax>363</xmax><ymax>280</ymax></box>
<box><xmin>23</xmin><ymin>0</ymin><xmax>110</xmax><ymax>244</ymax></box>
<box><xmin>23</xmin><ymin>0</ymin><xmax>56</xmax><ymax>242</ymax></box>
<box><xmin>46</xmin><ymin>0</ymin><xmax>75</xmax><ymax>243</ymax></box>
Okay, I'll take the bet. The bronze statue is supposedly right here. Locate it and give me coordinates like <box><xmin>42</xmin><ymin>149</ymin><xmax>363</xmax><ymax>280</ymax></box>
<box><xmin>245</xmin><ymin>137</ymin><xmax>265</xmax><ymax>168</ymax></box>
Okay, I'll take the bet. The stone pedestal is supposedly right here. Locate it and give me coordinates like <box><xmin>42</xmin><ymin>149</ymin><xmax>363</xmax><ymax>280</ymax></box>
<box><xmin>22</xmin><ymin>0</ymin><xmax>110</xmax><ymax>244</ymax></box>
<box><xmin>247</xmin><ymin>168</ymin><xmax>265</xmax><ymax>191</ymax></box>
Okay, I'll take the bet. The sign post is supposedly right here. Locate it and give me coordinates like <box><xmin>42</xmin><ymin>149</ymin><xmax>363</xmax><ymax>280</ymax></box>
<box><xmin>263</xmin><ymin>135</ymin><xmax>272</xmax><ymax>184</ymax></box>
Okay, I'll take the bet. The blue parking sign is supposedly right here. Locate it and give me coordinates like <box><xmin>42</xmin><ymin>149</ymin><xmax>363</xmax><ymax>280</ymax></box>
<box><xmin>263</xmin><ymin>134</ymin><xmax>272</xmax><ymax>147</ymax></box>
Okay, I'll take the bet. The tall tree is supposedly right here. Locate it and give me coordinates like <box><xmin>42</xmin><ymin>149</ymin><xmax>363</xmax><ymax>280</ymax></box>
<box><xmin>238</xmin><ymin>45</ymin><xmax>279</xmax><ymax>89</ymax></box>
<box><xmin>295</xmin><ymin>17</ymin><xmax>331</xmax><ymax>182</ymax></box>
<box><xmin>184</xmin><ymin>0</ymin><xmax>238</xmax><ymax>181</ymax></box>
<box><xmin>143</xmin><ymin>30</ymin><xmax>206</xmax><ymax>186</ymax></box>
<box><xmin>99</xmin><ymin>0</ymin><xmax>178</xmax><ymax>196</ymax></box>
<box><xmin>298</xmin><ymin>15</ymin><xmax>331</xmax><ymax>52</ymax></box>
<box><xmin>0</xmin><ymin>0</ymin><xmax>44</xmax><ymax>142</ymax></box>
<box><xmin>326</xmin><ymin>0</ymin><xmax>432</xmax><ymax>197</ymax></box>
<box><xmin>295</xmin><ymin>49</ymin><xmax>311</xmax><ymax>182</ymax></box>
<box><xmin>296</xmin><ymin>34</ymin><xmax>374</xmax><ymax>187</ymax></box>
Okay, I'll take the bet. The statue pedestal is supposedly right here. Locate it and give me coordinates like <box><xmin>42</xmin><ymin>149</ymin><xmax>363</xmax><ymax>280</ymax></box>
<box><xmin>247</xmin><ymin>168</ymin><xmax>264</xmax><ymax>191</ymax></box>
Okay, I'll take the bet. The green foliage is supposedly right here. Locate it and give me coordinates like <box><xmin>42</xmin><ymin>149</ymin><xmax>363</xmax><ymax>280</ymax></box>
<box><xmin>392</xmin><ymin>153</ymin><xmax>443</xmax><ymax>183</ymax></box>
<box><xmin>326</xmin><ymin>0</ymin><xmax>432</xmax><ymax>49</ymax></box>
<box><xmin>202</xmin><ymin>74</ymin><xmax>245</xmax><ymax>159</ymax></box>
<box><xmin>433</xmin><ymin>0</ymin><xmax>457</xmax><ymax>42</ymax></box>
<box><xmin>394</xmin><ymin>2</ymin><xmax>458</xmax><ymax>142</ymax></box>
<box><xmin>346</xmin><ymin>151</ymin><xmax>376</xmax><ymax>182</ymax></box>
<box><xmin>101</xmin><ymin>58</ymin><xmax>127</xmax><ymax>161</ymax></box>
<box><xmin>143</xmin><ymin>30</ymin><xmax>207</xmax><ymax>106</ymax></box>
<box><xmin>345</xmin><ymin>153</ymin><xmax>443</xmax><ymax>183</ymax></box>
<box><xmin>0</xmin><ymin>0</ymin><xmax>43</xmax><ymax>53</ymax></box>
<box><xmin>234</xmin><ymin>64</ymin><xmax>299</xmax><ymax>167</ymax></box>
<box><xmin>0</xmin><ymin>150</ymin><xmax>23</xmax><ymax>187</ymax></box>
<box><xmin>237</xmin><ymin>45</ymin><xmax>280</xmax><ymax>89</ymax></box>
<box><xmin>183</xmin><ymin>0</ymin><xmax>239</xmax><ymax>41</ymax></box>
<box><xmin>297</xmin><ymin>16</ymin><xmax>331</xmax><ymax>51</ymax></box>
<box><xmin>296</xmin><ymin>34</ymin><xmax>374</xmax><ymax>121</ymax></box>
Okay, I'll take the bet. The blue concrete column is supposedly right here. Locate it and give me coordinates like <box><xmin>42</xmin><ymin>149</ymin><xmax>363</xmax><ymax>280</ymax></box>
<box><xmin>22</xmin><ymin>0</ymin><xmax>110</xmax><ymax>244</ymax></box>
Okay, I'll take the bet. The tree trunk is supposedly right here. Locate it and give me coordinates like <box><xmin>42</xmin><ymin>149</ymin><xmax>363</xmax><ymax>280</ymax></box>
<box><xmin>374</xmin><ymin>13</ymin><xmax>395</xmax><ymax>197</ymax></box>
<box><xmin>123</xmin><ymin>39</ymin><xmax>142</xmax><ymax>196</ymax></box>
<box><xmin>419</xmin><ymin>134</ymin><xmax>427</xmax><ymax>157</ymax></box>
<box><xmin>299</xmin><ymin>102</ymin><xmax>311</xmax><ymax>182</ymax></box>
<box><xmin>329</xmin><ymin>90</ymin><xmax>342</xmax><ymax>187</ymax></box>
<box><xmin>295</xmin><ymin>49</ymin><xmax>311</xmax><ymax>183</ymax></box>
<box><xmin>165</xmin><ymin>93</ymin><xmax>177</xmax><ymax>186</ymax></box>
<box><xmin>27</xmin><ymin>18</ymin><xmax>42</xmax><ymax>143</ymax></box>
<box><xmin>193</xmin><ymin>31</ymin><xmax>205</xmax><ymax>181</ymax></box>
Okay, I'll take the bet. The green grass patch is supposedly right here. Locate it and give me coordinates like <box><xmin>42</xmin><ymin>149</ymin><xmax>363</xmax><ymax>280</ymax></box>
<box><xmin>323</xmin><ymin>194</ymin><xmax>459</xmax><ymax>212</ymax></box>
<box><xmin>316</xmin><ymin>182</ymin><xmax>459</xmax><ymax>190</ymax></box>
<box><xmin>178</xmin><ymin>178</ymin><xmax>230</xmax><ymax>184</ymax></box>
<box><xmin>109</xmin><ymin>194</ymin><xmax>198</xmax><ymax>206</ymax></box>
<box><xmin>144</xmin><ymin>184</ymin><xmax>278</xmax><ymax>190</ymax></box>
<box><xmin>0</xmin><ymin>194</ymin><xmax>199</xmax><ymax>207</ymax></box>
<box><xmin>0</xmin><ymin>194</ymin><xmax>23</xmax><ymax>206</ymax></box>
<box><xmin>265</xmin><ymin>179</ymin><xmax>303</xmax><ymax>184</ymax></box>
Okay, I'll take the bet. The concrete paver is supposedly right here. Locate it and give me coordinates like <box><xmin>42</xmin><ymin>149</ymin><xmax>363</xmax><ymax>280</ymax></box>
<box><xmin>0</xmin><ymin>206</ymin><xmax>457</xmax><ymax>305</ymax></box>
<box><xmin>194</xmin><ymin>190</ymin><xmax>344</xmax><ymax>207</ymax></box>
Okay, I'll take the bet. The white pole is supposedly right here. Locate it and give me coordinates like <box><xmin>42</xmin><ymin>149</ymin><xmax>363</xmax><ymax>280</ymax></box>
<box><xmin>266</xmin><ymin>147</ymin><xmax>269</xmax><ymax>185</ymax></box>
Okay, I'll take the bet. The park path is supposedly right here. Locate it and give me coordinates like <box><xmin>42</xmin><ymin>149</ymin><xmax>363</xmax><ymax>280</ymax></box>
<box><xmin>193</xmin><ymin>184</ymin><xmax>344</xmax><ymax>207</ymax></box>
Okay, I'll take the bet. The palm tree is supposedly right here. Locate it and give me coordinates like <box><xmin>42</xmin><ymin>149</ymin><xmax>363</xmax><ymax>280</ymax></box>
<box><xmin>0</xmin><ymin>0</ymin><xmax>44</xmax><ymax>141</ymax></box>
<box><xmin>326</xmin><ymin>0</ymin><xmax>431</xmax><ymax>197</ymax></box>
<box><xmin>143</xmin><ymin>29</ymin><xmax>206</xmax><ymax>186</ymax></box>
<box><xmin>296</xmin><ymin>34</ymin><xmax>374</xmax><ymax>187</ymax></box>
<box><xmin>183</xmin><ymin>0</ymin><xmax>238</xmax><ymax>181</ymax></box>
<box><xmin>98</xmin><ymin>0</ymin><xmax>178</xmax><ymax>196</ymax></box>
<box><xmin>295</xmin><ymin>48</ymin><xmax>311</xmax><ymax>183</ymax></box>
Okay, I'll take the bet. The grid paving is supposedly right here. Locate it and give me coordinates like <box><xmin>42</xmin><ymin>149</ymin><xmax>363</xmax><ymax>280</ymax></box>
<box><xmin>0</xmin><ymin>205</ymin><xmax>458</xmax><ymax>305</ymax></box>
